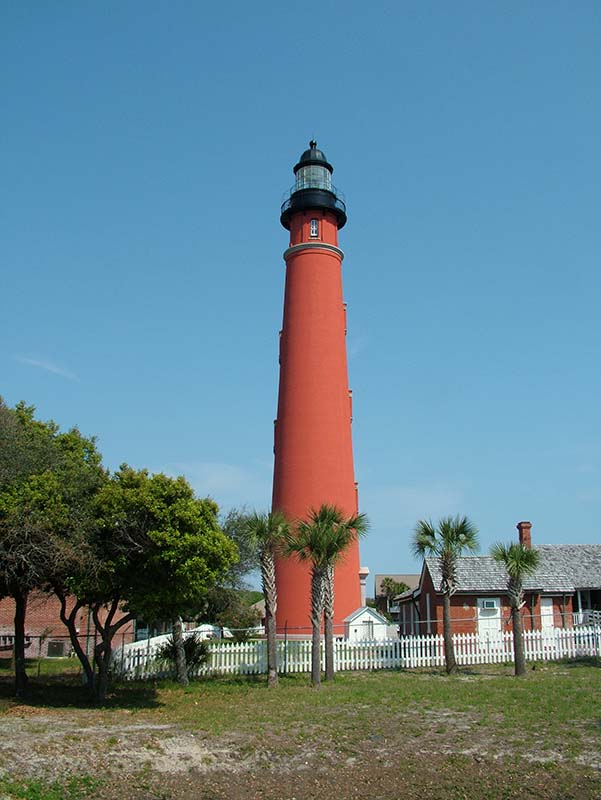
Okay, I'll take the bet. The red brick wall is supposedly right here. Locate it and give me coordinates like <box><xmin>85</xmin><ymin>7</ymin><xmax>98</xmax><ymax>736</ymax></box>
<box><xmin>0</xmin><ymin>593</ymin><xmax>135</xmax><ymax>657</ymax></box>
<box><xmin>399</xmin><ymin>581</ymin><xmax>575</xmax><ymax>637</ymax></box>
<box><xmin>531</xmin><ymin>594</ymin><xmax>574</xmax><ymax>629</ymax></box>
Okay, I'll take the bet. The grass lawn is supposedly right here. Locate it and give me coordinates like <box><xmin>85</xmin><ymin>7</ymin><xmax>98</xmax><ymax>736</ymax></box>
<box><xmin>0</xmin><ymin>660</ymin><xmax>599</xmax><ymax>799</ymax></box>
<box><xmin>0</xmin><ymin>657</ymin><xmax>83</xmax><ymax>679</ymax></box>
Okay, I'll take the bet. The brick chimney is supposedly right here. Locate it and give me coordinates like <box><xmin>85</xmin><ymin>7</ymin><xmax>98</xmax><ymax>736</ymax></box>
<box><xmin>517</xmin><ymin>521</ymin><xmax>532</xmax><ymax>549</ymax></box>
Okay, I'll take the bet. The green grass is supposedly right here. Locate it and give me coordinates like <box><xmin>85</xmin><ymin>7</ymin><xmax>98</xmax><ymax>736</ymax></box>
<box><xmin>2</xmin><ymin>660</ymin><xmax>600</xmax><ymax>746</ymax></box>
<box><xmin>0</xmin><ymin>657</ymin><xmax>82</xmax><ymax>678</ymax></box>
<box><xmin>0</xmin><ymin>776</ymin><xmax>99</xmax><ymax>800</ymax></box>
<box><xmin>0</xmin><ymin>661</ymin><xmax>600</xmax><ymax>799</ymax></box>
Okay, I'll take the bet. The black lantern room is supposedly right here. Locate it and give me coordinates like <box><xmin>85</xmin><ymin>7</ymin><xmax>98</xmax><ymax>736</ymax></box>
<box><xmin>280</xmin><ymin>140</ymin><xmax>347</xmax><ymax>230</ymax></box>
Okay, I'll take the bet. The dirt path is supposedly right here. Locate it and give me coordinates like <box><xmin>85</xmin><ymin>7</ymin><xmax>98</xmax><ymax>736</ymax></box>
<box><xmin>1</xmin><ymin>701</ymin><xmax>599</xmax><ymax>800</ymax></box>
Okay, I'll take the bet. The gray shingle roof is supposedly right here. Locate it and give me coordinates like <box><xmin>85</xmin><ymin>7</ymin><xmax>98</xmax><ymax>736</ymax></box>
<box><xmin>424</xmin><ymin>545</ymin><xmax>586</xmax><ymax>594</ymax></box>
<box><xmin>536</xmin><ymin>545</ymin><xmax>601</xmax><ymax>590</ymax></box>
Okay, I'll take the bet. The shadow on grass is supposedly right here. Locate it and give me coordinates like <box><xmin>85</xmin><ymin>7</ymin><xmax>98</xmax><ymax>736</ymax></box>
<box><xmin>563</xmin><ymin>655</ymin><xmax>601</xmax><ymax>669</ymax></box>
<box><xmin>0</xmin><ymin>674</ymin><xmax>163</xmax><ymax>710</ymax></box>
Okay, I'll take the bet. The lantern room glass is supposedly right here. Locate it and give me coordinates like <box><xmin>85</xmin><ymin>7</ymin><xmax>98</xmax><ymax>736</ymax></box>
<box><xmin>295</xmin><ymin>165</ymin><xmax>332</xmax><ymax>192</ymax></box>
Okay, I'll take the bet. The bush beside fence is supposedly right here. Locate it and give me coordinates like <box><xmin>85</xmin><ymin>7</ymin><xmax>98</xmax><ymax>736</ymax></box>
<box><xmin>112</xmin><ymin>624</ymin><xmax>601</xmax><ymax>680</ymax></box>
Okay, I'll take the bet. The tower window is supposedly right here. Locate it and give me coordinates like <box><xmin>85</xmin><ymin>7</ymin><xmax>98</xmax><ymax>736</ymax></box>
<box><xmin>310</xmin><ymin>219</ymin><xmax>319</xmax><ymax>238</ymax></box>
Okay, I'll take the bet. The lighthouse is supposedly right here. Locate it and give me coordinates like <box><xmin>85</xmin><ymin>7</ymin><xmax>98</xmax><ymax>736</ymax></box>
<box><xmin>272</xmin><ymin>141</ymin><xmax>362</xmax><ymax>634</ymax></box>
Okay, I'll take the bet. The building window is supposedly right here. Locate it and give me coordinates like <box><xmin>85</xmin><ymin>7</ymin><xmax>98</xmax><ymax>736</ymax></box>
<box><xmin>310</xmin><ymin>219</ymin><xmax>319</xmax><ymax>238</ymax></box>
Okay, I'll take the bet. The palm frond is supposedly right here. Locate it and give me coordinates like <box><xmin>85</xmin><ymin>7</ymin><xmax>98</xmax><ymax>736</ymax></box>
<box><xmin>412</xmin><ymin>519</ymin><xmax>437</xmax><ymax>558</ymax></box>
<box><xmin>284</xmin><ymin>504</ymin><xmax>369</xmax><ymax>568</ymax></box>
<box><xmin>491</xmin><ymin>541</ymin><xmax>540</xmax><ymax>580</ymax></box>
<box><xmin>438</xmin><ymin>515</ymin><xmax>479</xmax><ymax>555</ymax></box>
<box><xmin>413</xmin><ymin>515</ymin><xmax>479</xmax><ymax>595</ymax></box>
<box><xmin>246</xmin><ymin>510</ymin><xmax>291</xmax><ymax>554</ymax></box>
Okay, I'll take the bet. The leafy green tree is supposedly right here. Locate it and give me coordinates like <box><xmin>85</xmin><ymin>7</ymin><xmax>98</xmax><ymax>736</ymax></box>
<box><xmin>0</xmin><ymin>471</ymin><xmax>66</xmax><ymax>695</ymax></box>
<box><xmin>491</xmin><ymin>542</ymin><xmax>540</xmax><ymax>677</ymax></box>
<box><xmin>219</xmin><ymin>508</ymin><xmax>261</xmax><ymax>588</ymax></box>
<box><xmin>77</xmin><ymin>466</ymin><xmax>237</xmax><ymax>699</ymax></box>
<box><xmin>413</xmin><ymin>516</ymin><xmax>479</xmax><ymax>675</ymax></box>
<box><xmin>0</xmin><ymin>401</ymin><xmax>59</xmax><ymax>485</ymax></box>
<box><xmin>0</xmin><ymin>400</ymin><xmax>105</xmax><ymax>696</ymax></box>
<box><xmin>194</xmin><ymin>509</ymin><xmax>265</xmax><ymax>642</ymax></box>
<box><xmin>244</xmin><ymin>511</ymin><xmax>290</xmax><ymax>687</ymax></box>
<box><xmin>201</xmin><ymin>586</ymin><xmax>259</xmax><ymax>632</ymax></box>
<box><xmin>46</xmin><ymin>429</ymin><xmax>107</xmax><ymax>689</ymax></box>
<box><xmin>286</xmin><ymin>505</ymin><xmax>369</xmax><ymax>686</ymax></box>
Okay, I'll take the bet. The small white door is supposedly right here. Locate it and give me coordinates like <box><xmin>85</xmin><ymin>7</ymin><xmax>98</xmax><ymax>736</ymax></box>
<box><xmin>361</xmin><ymin>620</ymin><xmax>374</xmax><ymax>640</ymax></box>
<box><xmin>477</xmin><ymin>598</ymin><xmax>501</xmax><ymax>638</ymax></box>
<box><xmin>541</xmin><ymin>597</ymin><xmax>554</xmax><ymax>632</ymax></box>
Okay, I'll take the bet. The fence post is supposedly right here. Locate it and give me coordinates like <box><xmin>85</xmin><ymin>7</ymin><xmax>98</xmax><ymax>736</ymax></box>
<box><xmin>35</xmin><ymin>636</ymin><xmax>40</xmax><ymax>678</ymax></box>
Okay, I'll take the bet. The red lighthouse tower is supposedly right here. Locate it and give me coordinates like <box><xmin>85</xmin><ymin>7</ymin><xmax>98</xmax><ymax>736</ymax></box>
<box><xmin>272</xmin><ymin>141</ymin><xmax>362</xmax><ymax>634</ymax></box>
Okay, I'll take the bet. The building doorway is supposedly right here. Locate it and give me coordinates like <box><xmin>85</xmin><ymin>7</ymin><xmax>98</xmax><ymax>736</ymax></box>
<box><xmin>541</xmin><ymin>597</ymin><xmax>554</xmax><ymax>632</ymax></box>
<box><xmin>477</xmin><ymin>598</ymin><xmax>501</xmax><ymax>639</ymax></box>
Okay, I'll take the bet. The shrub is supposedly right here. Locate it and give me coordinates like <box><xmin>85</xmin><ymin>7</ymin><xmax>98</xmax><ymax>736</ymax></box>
<box><xmin>156</xmin><ymin>634</ymin><xmax>210</xmax><ymax>677</ymax></box>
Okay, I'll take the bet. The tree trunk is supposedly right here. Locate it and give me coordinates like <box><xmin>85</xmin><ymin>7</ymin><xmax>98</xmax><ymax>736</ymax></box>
<box><xmin>92</xmin><ymin>601</ymin><xmax>134</xmax><ymax>703</ymax></box>
<box><xmin>57</xmin><ymin>594</ymin><xmax>94</xmax><ymax>692</ymax></box>
<box><xmin>13</xmin><ymin>590</ymin><xmax>29</xmax><ymax>697</ymax></box>
<box><xmin>261</xmin><ymin>550</ymin><xmax>278</xmax><ymax>688</ymax></box>
<box><xmin>310</xmin><ymin>566</ymin><xmax>324</xmax><ymax>687</ymax></box>
<box><xmin>324</xmin><ymin>564</ymin><xmax>335</xmax><ymax>681</ymax></box>
<box><xmin>442</xmin><ymin>592</ymin><xmax>457</xmax><ymax>674</ymax></box>
<box><xmin>512</xmin><ymin>605</ymin><xmax>526</xmax><ymax>677</ymax></box>
<box><xmin>95</xmin><ymin>637</ymin><xmax>111</xmax><ymax>704</ymax></box>
<box><xmin>172</xmin><ymin>617</ymin><xmax>189</xmax><ymax>686</ymax></box>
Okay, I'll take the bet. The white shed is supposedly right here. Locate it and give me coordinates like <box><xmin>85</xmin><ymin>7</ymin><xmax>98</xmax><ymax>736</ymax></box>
<box><xmin>343</xmin><ymin>606</ymin><xmax>390</xmax><ymax>641</ymax></box>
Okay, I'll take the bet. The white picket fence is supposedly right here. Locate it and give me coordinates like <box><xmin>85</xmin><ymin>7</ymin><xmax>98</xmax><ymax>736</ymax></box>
<box><xmin>112</xmin><ymin>625</ymin><xmax>601</xmax><ymax>681</ymax></box>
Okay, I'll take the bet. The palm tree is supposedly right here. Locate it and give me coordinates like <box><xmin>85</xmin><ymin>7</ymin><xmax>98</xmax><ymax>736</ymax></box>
<box><xmin>286</xmin><ymin>505</ymin><xmax>369</xmax><ymax>686</ymax></box>
<box><xmin>413</xmin><ymin>515</ymin><xmax>479</xmax><ymax>674</ymax></box>
<box><xmin>245</xmin><ymin>510</ymin><xmax>290</xmax><ymax>688</ymax></box>
<box><xmin>491</xmin><ymin>542</ymin><xmax>540</xmax><ymax>677</ymax></box>
<box><xmin>380</xmin><ymin>577</ymin><xmax>410</xmax><ymax>615</ymax></box>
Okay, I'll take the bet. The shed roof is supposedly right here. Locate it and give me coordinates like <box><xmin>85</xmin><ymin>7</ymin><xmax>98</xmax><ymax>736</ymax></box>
<box><xmin>343</xmin><ymin>606</ymin><xmax>389</xmax><ymax>624</ymax></box>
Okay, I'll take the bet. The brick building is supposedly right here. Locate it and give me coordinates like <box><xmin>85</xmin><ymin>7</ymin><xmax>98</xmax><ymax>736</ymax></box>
<box><xmin>0</xmin><ymin>593</ymin><xmax>136</xmax><ymax>657</ymax></box>
<box><xmin>397</xmin><ymin>522</ymin><xmax>601</xmax><ymax>637</ymax></box>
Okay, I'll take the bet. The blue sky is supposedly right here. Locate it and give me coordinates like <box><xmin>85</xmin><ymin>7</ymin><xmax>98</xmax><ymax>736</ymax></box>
<box><xmin>2</xmin><ymin>2</ymin><xmax>600</xmax><ymax>593</ymax></box>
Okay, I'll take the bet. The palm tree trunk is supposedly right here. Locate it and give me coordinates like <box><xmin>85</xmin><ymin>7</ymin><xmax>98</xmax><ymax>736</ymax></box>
<box><xmin>442</xmin><ymin>592</ymin><xmax>457</xmax><ymax>674</ymax></box>
<box><xmin>310</xmin><ymin>566</ymin><xmax>324</xmax><ymax>687</ymax></box>
<box><xmin>13</xmin><ymin>590</ymin><xmax>29</xmax><ymax>698</ymax></box>
<box><xmin>261</xmin><ymin>550</ymin><xmax>278</xmax><ymax>688</ymax></box>
<box><xmin>172</xmin><ymin>617</ymin><xmax>189</xmax><ymax>686</ymax></box>
<box><xmin>324</xmin><ymin>564</ymin><xmax>335</xmax><ymax>681</ymax></box>
<box><xmin>512</xmin><ymin>605</ymin><xmax>526</xmax><ymax>676</ymax></box>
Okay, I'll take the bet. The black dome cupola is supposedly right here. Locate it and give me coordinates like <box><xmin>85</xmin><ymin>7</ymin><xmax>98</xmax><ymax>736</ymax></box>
<box><xmin>294</xmin><ymin>140</ymin><xmax>334</xmax><ymax>175</ymax></box>
<box><xmin>280</xmin><ymin>140</ymin><xmax>347</xmax><ymax>230</ymax></box>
